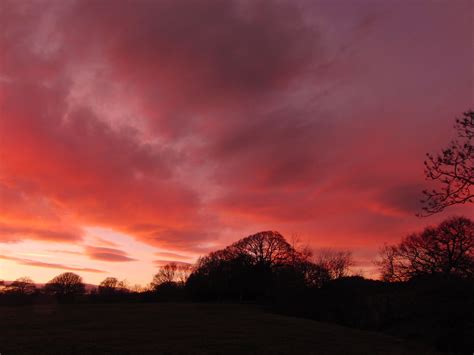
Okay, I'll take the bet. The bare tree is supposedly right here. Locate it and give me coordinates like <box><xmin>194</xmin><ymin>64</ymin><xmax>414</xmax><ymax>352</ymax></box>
<box><xmin>130</xmin><ymin>284</ymin><xmax>145</xmax><ymax>293</ymax></box>
<box><xmin>302</xmin><ymin>262</ymin><xmax>331</xmax><ymax>288</ymax></box>
<box><xmin>375</xmin><ymin>244</ymin><xmax>406</xmax><ymax>282</ymax></box>
<box><xmin>175</xmin><ymin>264</ymin><xmax>192</xmax><ymax>284</ymax></box>
<box><xmin>422</xmin><ymin>110</ymin><xmax>473</xmax><ymax>215</ymax></box>
<box><xmin>151</xmin><ymin>263</ymin><xmax>178</xmax><ymax>288</ymax></box>
<box><xmin>99</xmin><ymin>277</ymin><xmax>119</xmax><ymax>290</ymax></box>
<box><xmin>290</xmin><ymin>233</ymin><xmax>313</xmax><ymax>262</ymax></box>
<box><xmin>230</xmin><ymin>231</ymin><xmax>298</xmax><ymax>268</ymax></box>
<box><xmin>187</xmin><ymin>231</ymin><xmax>313</xmax><ymax>300</ymax></box>
<box><xmin>151</xmin><ymin>263</ymin><xmax>191</xmax><ymax>290</ymax></box>
<box><xmin>6</xmin><ymin>277</ymin><xmax>36</xmax><ymax>295</ymax></box>
<box><xmin>44</xmin><ymin>272</ymin><xmax>85</xmax><ymax>298</ymax></box>
<box><xmin>98</xmin><ymin>277</ymin><xmax>129</xmax><ymax>295</ymax></box>
<box><xmin>376</xmin><ymin>216</ymin><xmax>474</xmax><ymax>281</ymax></box>
<box><xmin>314</xmin><ymin>249</ymin><xmax>354</xmax><ymax>280</ymax></box>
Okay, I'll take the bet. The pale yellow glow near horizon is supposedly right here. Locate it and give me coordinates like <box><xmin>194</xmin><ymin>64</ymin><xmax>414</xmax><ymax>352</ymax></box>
<box><xmin>0</xmin><ymin>226</ymin><xmax>199</xmax><ymax>286</ymax></box>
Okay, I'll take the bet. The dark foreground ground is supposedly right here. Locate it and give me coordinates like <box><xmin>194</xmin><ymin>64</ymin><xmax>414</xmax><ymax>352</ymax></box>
<box><xmin>0</xmin><ymin>303</ymin><xmax>437</xmax><ymax>354</ymax></box>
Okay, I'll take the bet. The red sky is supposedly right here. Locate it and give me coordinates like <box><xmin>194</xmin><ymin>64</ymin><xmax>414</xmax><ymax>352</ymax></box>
<box><xmin>0</xmin><ymin>0</ymin><xmax>473</xmax><ymax>285</ymax></box>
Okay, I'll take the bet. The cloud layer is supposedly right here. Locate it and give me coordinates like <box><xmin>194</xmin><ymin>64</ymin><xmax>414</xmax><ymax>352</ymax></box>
<box><xmin>0</xmin><ymin>255</ymin><xmax>104</xmax><ymax>273</ymax></box>
<box><xmin>0</xmin><ymin>0</ymin><xmax>473</xmax><ymax>280</ymax></box>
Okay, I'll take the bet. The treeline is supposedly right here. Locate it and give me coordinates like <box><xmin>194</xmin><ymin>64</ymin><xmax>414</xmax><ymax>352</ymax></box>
<box><xmin>1</xmin><ymin>216</ymin><xmax>473</xmax><ymax>353</ymax></box>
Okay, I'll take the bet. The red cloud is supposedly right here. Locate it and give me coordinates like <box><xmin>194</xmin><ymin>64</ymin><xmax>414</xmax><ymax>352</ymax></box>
<box><xmin>84</xmin><ymin>246</ymin><xmax>137</xmax><ymax>262</ymax></box>
<box><xmin>0</xmin><ymin>255</ymin><xmax>105</xmax><ymax>273</ymax></box>
<box><xmin>91</xmin><ymin>237</ymin><xmax>119</xmax><ymax>248</ymax></box>
<box><xmin>0</xmin><ymin>223</ymin><xmax>82</xmax><ymax>244</ymax></box>
<box><xmin>0</xmin><ymin>0</ymin><xmax>472</xmax><ymax>272</ymax></box>
<box><xmin>0</xmin><ymin>182</ymin><xmax>83</xmax><ymax>243</ymax></box>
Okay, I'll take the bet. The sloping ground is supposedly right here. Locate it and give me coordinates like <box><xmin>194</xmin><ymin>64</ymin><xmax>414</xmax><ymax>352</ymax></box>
<box><xmin>0</xmin><ymin>303</ymin><xmax>436</xmax><ymax>354</ymax></box>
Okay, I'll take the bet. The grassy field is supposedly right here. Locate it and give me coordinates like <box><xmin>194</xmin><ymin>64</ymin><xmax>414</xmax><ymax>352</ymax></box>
<box><xmin>0</xmin><ymin>303</ymin><xmax>437</xmax><ymax>354</ymax></box>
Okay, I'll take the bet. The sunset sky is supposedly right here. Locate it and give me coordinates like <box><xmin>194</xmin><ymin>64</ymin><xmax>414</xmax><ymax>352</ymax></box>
<box><xmin>0</xmin><ymin>0</ymin><xmax>473</xmax><ymax>285</ymax></box>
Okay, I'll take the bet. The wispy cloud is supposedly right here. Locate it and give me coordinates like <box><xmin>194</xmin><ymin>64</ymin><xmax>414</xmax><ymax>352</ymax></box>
<box><xmin>48</xmin><ymin>249</ymin><xmax>83</xmax><ymax>256</ymax></box>
<box><xmin>85</xmin><ymin>246</ymin><xmax>137</xmax><ymax>262</ymax></box>
<box><xmin>91</xmin><ymin>237</ymin><xmax>119</xmax><ymax>248</ymax></box>
<box><xmin>154</xmin><ymin>251</ymin><xmax>193</xmax><ymax>260</ymax></box>
<box><xmin>0</xmin><ymin>255</ymin><xmax>105</xmax><ymax>273</ymax></box>
<box><xmin>153</xmin><ymin>259</ymin><xmax>192</xmax><ymax>267</ymax></box>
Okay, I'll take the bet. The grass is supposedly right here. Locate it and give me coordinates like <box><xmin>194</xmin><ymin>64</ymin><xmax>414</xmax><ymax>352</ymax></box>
<box><xmin>0</xmin><ymin>303</ymin><xmax>437</xmax><ymax>354</ymax></box>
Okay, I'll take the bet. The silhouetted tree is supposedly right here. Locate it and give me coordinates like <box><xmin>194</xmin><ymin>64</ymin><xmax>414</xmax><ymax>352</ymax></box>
<box><xmin>377</xmin><ymin>216</ymin><xmax>474</xmax><ymax>281</ymax></box>
<box><xmin>186</xmin><ymin>249</ymin><xmax>250</xmax><ymax>300</ymax></box>
<box><xmin>151</xmin><ymin>263</ymin><xmax>191</xmax><ymax>290</ymax></box>
<box><xmin>376</xmin><ymin>244</ymin><xmax>403</xmax><ymax>282</ymax></box>
<box><xmin>176</xmin><ymin>264</ymin><xmax>192</xmax><ymax>284</ymax></box>
<box><xmin>302</xmin><ymin>262</ymin><xmax>331</xmax><ymax>288</ymax></box>
<box><xmin>151</xmin><ymin>263</ymin><xmax>177</xmax><ymax>289</ymax></box>
<box><xmin>422</xmin><ymin>110</ymin><xmax>473</xmax><ymax>214</ymax></box>
<box><xmin>231</xmin><ymin>231</ymin><xmax>298</xmax><ymax>268</ymax></box>
<box><xmin>130</xmin><ymin>284</ymin><xmax>145</xmax><ymax>293</ymax></box>
<box><xmin>187</xmin><ymin>231</ymin><xmax>312</xmax><ymax>301</ymax></box>
<box><xmin>99</xmin><ymin>277</ymin><xmax>119</xmax><ymax>293</ymax></box>
<box><xmin>6</xmin><ymin>277</ymin><xmax>36</xmax><ymax>295</ymax></box>
<box><xmin>98</xmin><ymin>277</ymin><xmax>129</xmax><ymax>296</ymax></box>
<box><xmin>314</xmin><ymin>249</ymin><xmax>354</xmax><ymax>280</ymax></box>
<box><xmin>44</xmin><ymin>272</ymin><xmax>85</xmax><ymax>301</ymax></box>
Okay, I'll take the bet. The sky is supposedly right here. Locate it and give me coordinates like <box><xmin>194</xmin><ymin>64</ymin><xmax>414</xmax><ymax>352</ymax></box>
<box><xmin>0</xmin><ymin>0</ymin><xmax>473</xmax><ymax>285</ymax></box>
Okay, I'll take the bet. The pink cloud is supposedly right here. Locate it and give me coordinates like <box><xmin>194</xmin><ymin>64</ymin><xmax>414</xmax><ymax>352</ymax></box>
<box><xmin>0</xmin><ymin>0</ymin><xmax>472</xmax><ymax>283</ymax></box>
<box><xmin>91</xmin><ymin>237</ymin><xmax>119</xmax><ymax>248</ymax></box>
<box><xmin>0</xmin><ymin>255</ymin><xmax>105</xmax><ymax>273</ymax></box>
<box><xmin>84</xmin><ymin>246</ymin><xmax>136</xmax><ymax>262</ymax></box>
